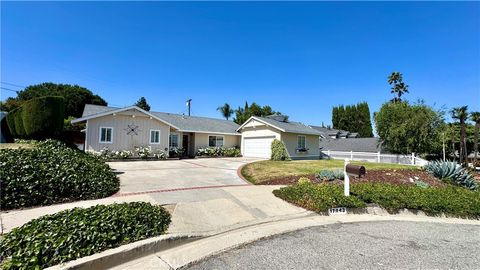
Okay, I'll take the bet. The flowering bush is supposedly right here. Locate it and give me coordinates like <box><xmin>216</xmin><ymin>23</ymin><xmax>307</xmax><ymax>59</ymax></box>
<box><xmin>153</xmin><ymin>149</ymin><xmax>168</xmax><ymax>160</ymax></box>
<box><xmin>169</xmin><ymin>147</ymin><xmax>183</xmax><ymax>158</ymax></box>
<box><xmin>98</xmin><ymin>146</ymin><xmax>111</xmax><ymax>159</ymax></box>
<box><xmin>112</xmin><ymin>150</ymin><xmax>133</xmax><ymax>159</ymax></box>
<box><xmin>196</xmin><ymin>147</ymin><xmax>241</xmax><ymax>157</ymax></box>
<box><xmin>135</xmin><ymin>146</ymin><xmax>151</xmax><ymax>159</ymax></box>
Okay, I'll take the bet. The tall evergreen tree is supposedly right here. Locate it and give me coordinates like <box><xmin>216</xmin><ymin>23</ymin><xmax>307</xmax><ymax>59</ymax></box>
<box><xmin>135</xmin><ymin>97</ymin><xmax>150</xmax><ymax>111</ymax></box>
<box><xmin>331</xmin><ymin>102</ymin><xmax>373</xmax><ymax>137</ymax></box>
<box><xmin>332</xmin><ymin>107</ymin><xmax>339</xmax><ymax>128</ymax></box>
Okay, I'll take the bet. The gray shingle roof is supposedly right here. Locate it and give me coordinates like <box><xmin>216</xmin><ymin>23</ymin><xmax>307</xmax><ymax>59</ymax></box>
<box><xmin>151</xmin><ymin>112</ymin><xmax>240</xmax><ymax>134</ymax></box>
<box><xmin>254</xmin><ymin>116</ymin><xmax>322</xmax><ymax>136</ymax></box>
<box><xmin>319</xmin><ymin>137</ymin><xmax>384</xmax><ymax>153</ymax></box>
<box><xmin>82</xmin><ymin>104</ymin><xmax>117</xmax><ymax>117</ymax></box>
<box><xmin>81</xmin><ymin>104</ymin><xmax>240</xmax><ymax>135</ymax></box>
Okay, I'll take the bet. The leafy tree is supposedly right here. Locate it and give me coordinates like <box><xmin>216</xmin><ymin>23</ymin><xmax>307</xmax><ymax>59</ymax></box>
<box><xmin>374</xmin><ymin>101</ymin><xmax>444</xmax><ymax>154</ymax></box>
<box><xmin>0</xmin><ymin>83</ymin><xmax>107</xmax><ymax>118</ymax></box>
<box><xmin>135</xmin><ymin>97</ymin><xmax>151</xmax><ymax>111</ymax></box>
<box><xmin>233</xmin><ymin>102</ymin><xmax>284</xmax><ymax>125</ymax></box>
<box><xmin>388</xmin><ymin>72</ymin><xmax>409</xmax><ymax>103</ymax></box>
<box><xmin>470</xmin><ymin>111</ymin><xmax>480</xmax><ymax>165</ymax></box>
<box><xmin>217</xmin><ymin>103</ymin><xmax>234</xmax><ymax>120</ymax></box>
<box><xmin>451</xmin><ymin>106</ymin><xmax>469</xmax><ymax>165</ymax></box>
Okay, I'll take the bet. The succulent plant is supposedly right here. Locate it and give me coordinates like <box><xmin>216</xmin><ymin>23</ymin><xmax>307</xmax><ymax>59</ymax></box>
<box><xmin>315</xmin><ymin>169</ymin><xmax>344</xmax><ymax>182</ymax></box>
<box><xmin>424</xmin><ymin>161</ymin><xmax>478</xmax><ymax>190</ymax></box>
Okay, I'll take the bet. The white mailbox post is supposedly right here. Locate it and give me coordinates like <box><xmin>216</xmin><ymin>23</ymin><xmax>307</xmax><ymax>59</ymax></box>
<box><xmin>344</xmin><ymin>159</ymin><xmax>350</xmax><ymax>196</ymax></box>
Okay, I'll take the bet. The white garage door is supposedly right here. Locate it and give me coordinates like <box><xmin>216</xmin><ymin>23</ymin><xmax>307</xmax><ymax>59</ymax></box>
<box><xmin>243</xmin><ymin>136</ymin><xmax>275</xmax><ymax>158</ymax></box>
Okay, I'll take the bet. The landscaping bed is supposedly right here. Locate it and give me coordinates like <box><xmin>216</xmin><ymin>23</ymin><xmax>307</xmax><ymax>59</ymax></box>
<box><xmin>274</xmin><ymin>182</ymin><xmax>480</xmax><ymax>219</ymax></box>
<box><xmin>260</xmin><ymin>169</ymin><xmax>444</xmax><ymax>187</ymax></box>
<box><xmin>0</xmin><ymin>202</ymin><xmax>171</xmax><ymax>270</ymax></box>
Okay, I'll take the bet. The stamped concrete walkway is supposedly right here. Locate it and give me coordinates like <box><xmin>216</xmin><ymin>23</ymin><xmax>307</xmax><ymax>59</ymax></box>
<box><xmin>0</xmin><ymin>185</ymin><xmax>308</xmax><ymax>235</ymax></box>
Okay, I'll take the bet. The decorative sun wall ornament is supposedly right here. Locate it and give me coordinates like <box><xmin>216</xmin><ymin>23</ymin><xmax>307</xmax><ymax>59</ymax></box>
<box><xmin>125</xmin><ymin>124</ymin><xmax>141</xmax><ymax>136</ymax></box>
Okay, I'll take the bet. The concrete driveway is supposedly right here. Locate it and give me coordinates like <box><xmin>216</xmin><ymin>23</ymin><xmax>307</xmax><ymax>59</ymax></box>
<box><xmin>108</xmin><ymin>157</ymin><xmax>262</xmax><ymax>194</ymax></box>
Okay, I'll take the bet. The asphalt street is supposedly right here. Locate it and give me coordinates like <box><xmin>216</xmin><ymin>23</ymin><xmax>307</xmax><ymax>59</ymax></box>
<box><xmin>186</xmin><ymin>220</ymin><xmax>480</xmax><ymax>270</ymax></box>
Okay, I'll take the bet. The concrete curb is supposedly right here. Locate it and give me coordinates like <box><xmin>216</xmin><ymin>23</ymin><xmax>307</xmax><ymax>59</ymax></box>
<box><xmin>47</xmin><ymin>234</ymin><xmax>203</xmax><ymax>270</ymax></box>
<box><xmin>48</xmin><ymin>209</ymin><xmax>480</xmax><ymax>270</ymax></box>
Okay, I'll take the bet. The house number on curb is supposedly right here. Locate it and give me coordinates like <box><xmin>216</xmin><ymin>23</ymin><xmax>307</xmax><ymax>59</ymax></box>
<box><xmin>125</xmin><ymin>124</ymin><xmax>141</xmax><ymax>136</ymax></box>
<box><xmin>328</xmin><ymin>207</ymin><xmax>347</xmax><ymax>215</ymax></box>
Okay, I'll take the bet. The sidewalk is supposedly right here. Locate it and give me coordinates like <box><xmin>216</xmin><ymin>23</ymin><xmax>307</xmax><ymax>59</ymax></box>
<box><xmin>1</xmin><ymin>185</ymin><xmax>309</xmax><ymax>234</ymax></box>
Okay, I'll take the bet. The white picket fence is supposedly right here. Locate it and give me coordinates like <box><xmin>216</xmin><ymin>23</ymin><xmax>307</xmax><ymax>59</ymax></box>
<box><xmin>321</xmin><ymin>150</ymin><xmax>429</xmax><ymax>166</ymax></box>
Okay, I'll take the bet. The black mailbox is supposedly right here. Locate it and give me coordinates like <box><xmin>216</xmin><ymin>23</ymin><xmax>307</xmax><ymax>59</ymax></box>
<box><xmin>345</xmin><ymin>164</ymin><xmax>366</xmax><ymax>178</ymax></box>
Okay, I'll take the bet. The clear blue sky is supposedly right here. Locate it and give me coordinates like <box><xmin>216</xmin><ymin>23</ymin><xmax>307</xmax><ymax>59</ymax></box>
<box><xmin>1</xmin><ymin>1</ymin><xmax>479</xmax><ymax>126</ymax></box>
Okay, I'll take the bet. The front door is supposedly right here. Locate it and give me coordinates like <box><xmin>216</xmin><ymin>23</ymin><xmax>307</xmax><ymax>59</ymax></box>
<box><xmin>182</xmin><ymin>134</ymin><xmax>189</xmax><ymax>157</ymax></box>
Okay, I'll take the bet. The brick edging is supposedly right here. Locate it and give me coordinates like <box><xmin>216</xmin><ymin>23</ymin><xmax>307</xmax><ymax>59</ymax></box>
<box><xmin>112</xmin><ymin>184</ymin><xmax>250</xmax><ymax>197</ymax></box>
<box><xmin>237</xmin><ymin>164</ymin><xmax>253</xmax><ymax>185</ymax></box>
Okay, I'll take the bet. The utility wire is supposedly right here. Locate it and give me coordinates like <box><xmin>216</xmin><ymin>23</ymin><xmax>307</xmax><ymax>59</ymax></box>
<box><xmin>0</xmin><ymin>82</ymin><xmax>25</xmax><ymax>88</ymax></box>
<box><xmin>0</xmin><ymin>87</ymin><xmax>19</xmax><ymax>93</ymax></box>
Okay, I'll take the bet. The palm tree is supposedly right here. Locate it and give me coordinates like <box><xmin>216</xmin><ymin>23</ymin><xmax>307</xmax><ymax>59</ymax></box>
<box><xmin>470</xmin><ymin>111</ymin><xmax>480</xmax><ymax>166</ymax></box>
<box><xmin>451</xmin><ymin>106</ymin><xmax>469</xmax><ymax>165</ymax></box>
<box><xmin>395</xmin><ymin>82</ymin><xmax>409</xmax><ymax>102</ymax></box>
<box><xmin>388</xmin><ymin>72</ymin><xmax>401</xmax><ymax>103</ymax></box>
<box><xmin>217</xmin><ymin>103</ymin><xmax>234</xmax><ymax>120</ymax></box>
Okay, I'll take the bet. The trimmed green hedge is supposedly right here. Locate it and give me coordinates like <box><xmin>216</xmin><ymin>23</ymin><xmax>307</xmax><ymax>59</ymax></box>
<box><xmin>351</xmin><ymin>183</ymin><xmax>480</xmax><ymax>218</ymax></box>
<box><xmin>273</xmin><ymin>182</ymin><xmax>480</xmax><ymax>219</ymax></box>
<box><xmin>21</xmin><ymin>96</ymin><xmax>64</xmax><ymax>139</ymax></box>
<box><xmin>0</xmin><ymin>202</ymin><xmax>171</xmax><ymax>270</ymax></box>
<box><xmin>5</xmin><ymin>96</ymin><xmax>65</xmax><ymax>139</ymax></box>
<box><xmin>273</xmin><ymin>182</ymin><xmax>366</xmax><ymax>212</ymax></box>
<box><xmin>0</xmin><ymin>140</ymin><xmax>119</xmax><ymax>210</ymax></box>
<box><xmin>271</xmin><ymin>139</ymin><xmax>290</xmax><ymax>161</ymax></box>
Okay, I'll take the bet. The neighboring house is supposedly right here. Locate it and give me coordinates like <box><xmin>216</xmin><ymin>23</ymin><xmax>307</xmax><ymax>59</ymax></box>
<box><xmin>237</xmin><ymin>115</ymin><xmax>321</xmax><ymax>159</ymax></box>
<box><xmin>71</xmin><ymin>105</ymin><xmax>241</xmax><ymax>156</ymax></box>
<box><xmin>318</xmin><ymin>137</ymin><xmax>384</xmax><ymax>153</ymax></box>
<box><xmin>72</xmin><ymin>105</ymin><xmax>322</xmax><ymax>159</ymax></box>
<box><xmin>309</xmin><ymin>126</ymin><xmax>360</xmax><ymax>139</ymax></box>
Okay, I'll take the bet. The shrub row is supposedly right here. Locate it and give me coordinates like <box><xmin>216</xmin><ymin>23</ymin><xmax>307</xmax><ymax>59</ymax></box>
<box><xmin>271</xmin><ymin>139</ymin><xmax>290</xmax><ymax>161</ymax></box>
<box><xmin>98</xmin><ymin>146</ymin><xmax>169</xmax><ymax>160</ymax></box>
<box><xmin>272</xmin><ymin>181</ymin><xmax>366</xmax><ymax>212</ymax></box>
<box><xmin>273</xmin><ymin>182</ymin><xmax>480</xmax><ymax>219</ymax></box>
<box><xmin>0</xmin><ymin>202</ymin><xmax>171</xmax><ymax>270</ymax></box>
<box><xmin>0</xmin><ymin>140</ymin><xmax>119</xmax><ymax>210</ymax></box>
<box><xmin>196</xmin><ymin>147</ymin><xmax>241</xmax><ymax>157</ymax></box>
<box><xmin>6</xmin><ymin>96</ymin><xmax>64</xmax><ymax>139</ymax></box>
<box><xmin>351</xmin><ymin>183</ymin><xmax>480</xmax><ymax>218</ymax></box>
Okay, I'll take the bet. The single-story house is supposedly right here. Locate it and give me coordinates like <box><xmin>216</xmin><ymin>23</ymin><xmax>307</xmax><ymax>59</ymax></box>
<box><xmin>71</xmin><ymin>104</ymin><xmax>241</xmax><ymax>157</ymax></box>
<box><xmin>237</xmin><ymin>115</ymin><xmax>322</xmax><ymax>159</ymax></box>
<box><xmin>72</xmin><ymin>105</ymin><xmax>322</xmax><ymax>159</ymax></box>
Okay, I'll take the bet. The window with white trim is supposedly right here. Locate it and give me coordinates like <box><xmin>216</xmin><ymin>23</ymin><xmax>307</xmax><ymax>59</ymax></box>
<box><xmin>208</xmin><ymin>135</ymin><xmax>224</xmax><ymax>147</ymax></box>
<box><xmin>297</xmin><ymin>135</ymin><xmax>306</xmax><ymax>149</ymax></box>
<box><xmin>169</xmin><ymin>133</ymin><xmax>179</xmax><ymax>148</ymax></box>
<box><xmin>150</xmin><ymin>130</ymin><xmax>160</xmax><ymax>144</ymax></box>
<box><xmin>99</xmin><ymin>127</ymin><xmax>113</xmax><ymax>143</ymax></box>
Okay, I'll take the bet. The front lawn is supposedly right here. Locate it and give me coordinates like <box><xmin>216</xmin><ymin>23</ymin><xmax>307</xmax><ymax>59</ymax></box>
<box><xmin>242</xmin><ymin>160</ymin><xmax>416</xmax><ymax>184</ymax></box>
<box><xmin>273</xmin><ymin>182</ymin><xmax>480</xmax><ymax>219</ymax></box>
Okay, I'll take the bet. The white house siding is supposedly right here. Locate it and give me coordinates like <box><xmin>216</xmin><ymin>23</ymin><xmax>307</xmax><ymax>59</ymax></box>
<box><xmin>281</xmin><ymin>132</ymin><xmax>320</xmax><ymax>159</ymax></box>
<box><xmin>86</xmin><ymin>111</ymin><xmax>171</xmax><ymax>152</ymax></box>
